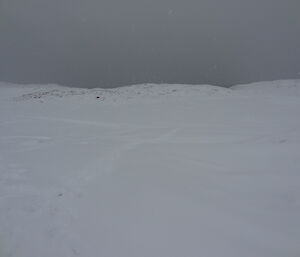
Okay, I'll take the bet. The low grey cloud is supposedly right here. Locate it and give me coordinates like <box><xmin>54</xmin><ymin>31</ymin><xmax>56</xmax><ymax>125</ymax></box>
<box><xmin>1</xmin><ymin>0</ymin><xmax>300</xmax><ymax>87</ymax></box>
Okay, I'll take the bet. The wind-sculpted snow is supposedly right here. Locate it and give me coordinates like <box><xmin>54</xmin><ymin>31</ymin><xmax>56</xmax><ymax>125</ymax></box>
<box><xmin>11</xmin><ymin>83</ymin><xmax>233</xmax><ymax>103</ymax></box>
<box><xmin>0</xmin><ymin>80</ymin><xmax>299</xmax><ymax>257</ymax></box>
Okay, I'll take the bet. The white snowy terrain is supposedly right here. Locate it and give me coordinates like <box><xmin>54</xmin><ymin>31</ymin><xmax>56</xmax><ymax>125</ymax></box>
<box><xmin>0</xmin><ymin>80</ymin><xmax>299</xmax><ymax>257</ymax></box>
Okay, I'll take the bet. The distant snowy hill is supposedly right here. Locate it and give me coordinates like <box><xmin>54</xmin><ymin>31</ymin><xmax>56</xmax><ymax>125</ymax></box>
<box><xmin>0</xmin><ymin>80</ymin><xmax>299</xmax><ymax>257</ymax></box>
<box><xmin>0</xmin><ymin>82</ymin><xmax>233</xmax><ymax>103</ymax></box>
<box><xmin>232</xmin><ymin>79</ymin><xmax>300</xmax><ymax>97</ymax></box>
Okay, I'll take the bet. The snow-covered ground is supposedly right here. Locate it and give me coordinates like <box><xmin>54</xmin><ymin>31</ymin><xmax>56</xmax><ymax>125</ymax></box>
<box><xmin>0</xmin><ymin>80</ymin><xmax>299</xmax><ymax>257</ymax></box>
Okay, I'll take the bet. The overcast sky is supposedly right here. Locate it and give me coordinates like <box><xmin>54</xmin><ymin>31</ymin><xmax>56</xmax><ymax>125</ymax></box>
<box><xmin>1</xmin><ymin>0</ymin><xmax>300</xmax><ymax>88</ymax></box>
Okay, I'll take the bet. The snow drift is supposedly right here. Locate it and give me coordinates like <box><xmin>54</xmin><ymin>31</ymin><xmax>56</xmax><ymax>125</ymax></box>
<box><xmin>0</xmin><ymin>80</ymin><xmax>299</xmax><ymax>257</ymax></box>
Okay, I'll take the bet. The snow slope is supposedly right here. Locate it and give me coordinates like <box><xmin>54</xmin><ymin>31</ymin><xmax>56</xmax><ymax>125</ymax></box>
<box><xmin>0</xmin><ymin>80</ymin><xmax>299</xmax><ymax>257</ymax></box>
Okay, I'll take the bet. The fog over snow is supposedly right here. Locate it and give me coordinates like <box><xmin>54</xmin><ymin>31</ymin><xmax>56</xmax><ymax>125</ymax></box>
<box><xmin>0</xmin><ymin>80</ymin><xmax>299</xmax><ymax>257</ymax></box>
<box><xmin>1</xmin><ymin>0</ymin><xmax>300</xmax><ymax>87</ymax></box>
<box><xmin>1</xmin><ymin>1</ymin><xmax>300</xmax><ymax>256</ymax></box>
